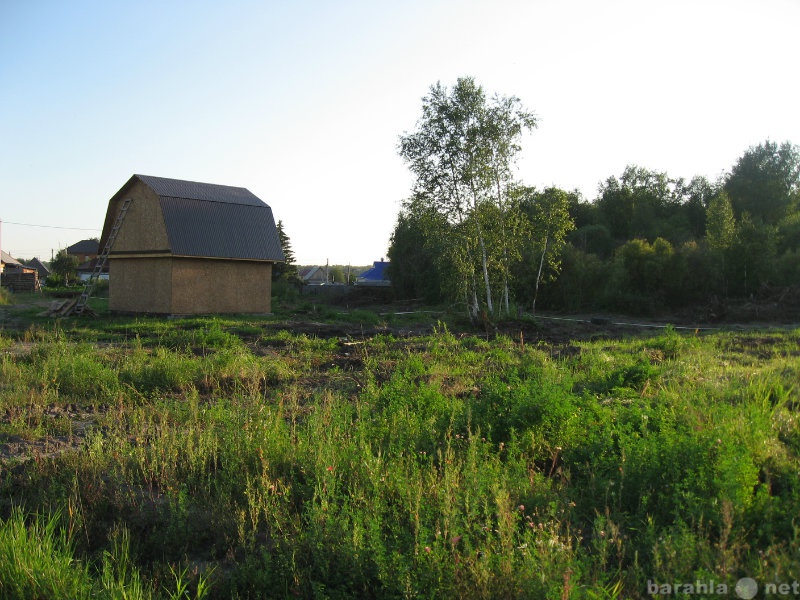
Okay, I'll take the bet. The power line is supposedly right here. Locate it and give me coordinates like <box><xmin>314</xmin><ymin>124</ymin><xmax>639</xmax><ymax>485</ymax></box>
<box><xmin>2</xmin><ymin>220</ymin><xmax>101</xmax><ymax>231</ymax></box>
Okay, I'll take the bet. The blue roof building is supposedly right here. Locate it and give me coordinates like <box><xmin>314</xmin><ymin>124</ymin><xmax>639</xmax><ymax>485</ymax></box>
<box><xmin>356</xmin><ymin>260</ymin><xmax>390</xmax><ymax>287</ymax></box>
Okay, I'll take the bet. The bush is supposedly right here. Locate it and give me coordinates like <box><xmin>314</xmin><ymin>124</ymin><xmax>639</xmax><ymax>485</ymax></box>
<box><xmin>45</xmin><ymin>274</ymin><xmax>65</xmax><ymax>288</ymax></box>
<box><xmin>775</xmin><ymin>249</ymin><xmax>800</xmax><ymax>286</ymax></box>
<box><xmin>540</xmin><ymin>245</ymin><xmax>610</xmax><ymax>312</ymax></box>
<box><xmin>469</xmin><ymin>371</ymin><xmax>576</xmax><ymax>445</ymax></box>
<box><xmin>272</xmin><ymin>278</ymin><xmax>301</xmax><ymax>304</ymax></box>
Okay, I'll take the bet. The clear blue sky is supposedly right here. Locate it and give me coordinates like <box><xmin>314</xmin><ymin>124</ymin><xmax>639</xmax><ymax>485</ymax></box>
<box><xmin>2</xmin><ymin>0</ymin><xmax>798</xmax><ymax>265</ymax></box>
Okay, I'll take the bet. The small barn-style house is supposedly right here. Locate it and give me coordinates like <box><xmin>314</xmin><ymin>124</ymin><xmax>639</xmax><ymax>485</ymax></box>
<box><xmin>100</xmin><ymin>174</ymin><xmax>284</xmax><ymax>314</ymax></box>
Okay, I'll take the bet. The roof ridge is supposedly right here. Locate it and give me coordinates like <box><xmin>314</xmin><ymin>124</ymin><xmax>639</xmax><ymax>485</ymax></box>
<box><xmin>135</xmin><ymin>173</ymin><xmax>250</xmax><ymax>191</ymax></box>
<box><xmin>135</xmin><ymin>174</ymin><xmax>265</xmax><ymax>207</ymax></box>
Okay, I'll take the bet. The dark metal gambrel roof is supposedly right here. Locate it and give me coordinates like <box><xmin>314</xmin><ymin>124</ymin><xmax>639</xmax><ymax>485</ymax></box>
<box><xmin>101</xmin><ymin>174</ymin><xmax>285</xmax><ymax>262</ymax></box>
<box><xmin>160</xmin><ymin>196</ymin><xmax>284</xmax><ymax>261</ymax></box>
<box><xmin>135</xmin><ymin>174</ymin><xmax>265</xmax><ymax>207</ymax></box>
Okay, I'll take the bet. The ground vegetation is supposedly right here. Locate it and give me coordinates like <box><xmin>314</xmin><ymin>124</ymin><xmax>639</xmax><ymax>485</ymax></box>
<box><xmin>0</xmin><ymin>302</ymin><xmax>798</xmax><ymax>598</ymax></box>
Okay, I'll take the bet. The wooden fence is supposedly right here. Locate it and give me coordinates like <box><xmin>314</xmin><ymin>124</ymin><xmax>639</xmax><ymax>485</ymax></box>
<box><xmin>1</xmin><ymin>271</ymin><xmax>39</xmax><ymax>292</ymax></box>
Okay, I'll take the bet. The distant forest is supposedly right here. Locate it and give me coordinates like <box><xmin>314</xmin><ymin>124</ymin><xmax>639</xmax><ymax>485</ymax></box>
<box><xmin>386</xmin><ymin>79</ymin><xmax>798</xmax><ymax>318</ymax></box>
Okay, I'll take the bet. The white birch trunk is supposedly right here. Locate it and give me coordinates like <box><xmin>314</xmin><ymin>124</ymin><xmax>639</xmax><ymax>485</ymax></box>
<box><xmin>533</xmin><ymin>233</ymin><xmax>549</xmax><ymax>316</ymax></box>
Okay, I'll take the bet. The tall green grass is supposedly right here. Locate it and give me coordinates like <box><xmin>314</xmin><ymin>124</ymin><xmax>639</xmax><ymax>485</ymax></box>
<box><xmin>0</xmin><ymin>321</ymin><xmax>798</xmax><ymax>598</ymax></box>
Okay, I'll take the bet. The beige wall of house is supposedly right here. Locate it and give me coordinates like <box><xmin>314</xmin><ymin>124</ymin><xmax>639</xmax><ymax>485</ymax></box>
<box><xmin>108</xmin><ymin>257</ymin><xmax>173</xmax><ymax>313</ymax></box>
<box><xmin>109</xmin><ymin>256</ymin><xmax>272</xmax><ymax>314</ymax></box>
<box><xmin>170</xmin><ymin>258</ymin><xmax>272</xmax><ymax>314</ymax></box>
<box><xmin>111</xmin><ymin>181</ymin><xmax>170</xmax><ymax>253</ymax></box>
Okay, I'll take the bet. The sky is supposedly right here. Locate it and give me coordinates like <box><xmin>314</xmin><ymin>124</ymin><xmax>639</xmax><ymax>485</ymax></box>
<box><xmin>1</xmin><ymin>0</ymin><xmax>799</xmax><ymax>266</ymax></box>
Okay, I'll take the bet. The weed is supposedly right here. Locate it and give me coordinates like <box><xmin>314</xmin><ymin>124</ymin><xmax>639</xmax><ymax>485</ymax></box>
<box><xmin>0</xmin><ymin>508</ymin><xmax>91</xmax><ymax>599</ymax></box>
<box><xmin>0</xmin><ymin>320</ymin><xmax>798</xmax><ymax>598</ymax></box>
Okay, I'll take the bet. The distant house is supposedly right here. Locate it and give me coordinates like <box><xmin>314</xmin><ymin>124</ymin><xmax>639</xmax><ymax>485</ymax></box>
<box><xmin>356</xmin><ymin>260</ymin><xmax>391</xmax><ymax>287</ymax></box>
<box><xmin>99</xmin><ymin>174</ymin><xmax>284</xmax><ymax>314</ymax></box>
<box><xmin>299</xmin><ymin>265</ymin><xmax>328</xmax><ymax>285</ymax></box>
<box><xmin>76</xmin><ymin>258</ymin><xmax>108</xmax><ymax>282</ymax></box>
<box><xmin>0</xmin><ymin>252</ymin><xmax>34</xmax><ymax>274</ymax></box>
<box><xmin>1</xmin><ymin>251</ymin><xmax>38</xmax><ymax>291</ymax></box>
<box><xmin>0</xmin><ymin>250</ymin><xmax>21</xmax><ymax>274</ymax></box>
<box><xmin>28</xmin><ymin>258</ymin><xmax>51</xmax><ymax>280</ymax></box>
<box><xmin>67</xmin><ymin>239</ymin><xmax>99</xmax><ymax>263</ymax></box>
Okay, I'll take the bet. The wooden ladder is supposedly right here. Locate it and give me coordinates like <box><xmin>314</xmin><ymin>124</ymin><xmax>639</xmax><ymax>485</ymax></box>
<box><xmin>73</xmin><ymin>198</ymin><xmax>132</xmax><ymax>315</ymax></box>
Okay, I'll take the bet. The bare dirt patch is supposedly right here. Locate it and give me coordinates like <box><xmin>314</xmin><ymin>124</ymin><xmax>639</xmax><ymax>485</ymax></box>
<box><xmin>0</xmin><ymin>404</ymin><xmax>98</xmax><ymax>467</ymax></box>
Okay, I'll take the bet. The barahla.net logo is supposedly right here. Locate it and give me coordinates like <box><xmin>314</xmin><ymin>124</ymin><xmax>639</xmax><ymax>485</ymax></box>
<box><xmin>648</xmin><ymin>576</ymin><xmax>800</xmax><ymax>597</ymax></box>
<box><xmin>648</xmin><ymin>579</ymin><xmax>731</xmax><ymax>597</ymax></box>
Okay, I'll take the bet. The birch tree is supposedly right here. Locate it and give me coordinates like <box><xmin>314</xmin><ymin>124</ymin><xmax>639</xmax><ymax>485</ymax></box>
<box><xmin>706</xmin><ymin>192</ymin><xmax>736</xmax><ymax>253</ymax></box>
<box><xmin>519</xmin><ymin>187</ymin><xmax>575</xmax><ymax>315</ymax></box>
<box><xmin>398</xmin><ymin>77</ymin><xmax>535</xmax><ymax>319</ymax></box>
<box><xmin>484</xmin><ymin>96</ymin><xmax>537</xmax><ymax>314</ymax></box>
<box><xmin>705</xmin><ymin>191</ymin><xmax>736</xmax><ymax>297</ymax></box>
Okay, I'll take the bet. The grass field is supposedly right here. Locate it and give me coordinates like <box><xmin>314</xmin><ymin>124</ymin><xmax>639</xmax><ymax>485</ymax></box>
<box><xmin>0</xmin><ymin>301</ymin><xmax>798</xmax><ymax>598</ymax></box>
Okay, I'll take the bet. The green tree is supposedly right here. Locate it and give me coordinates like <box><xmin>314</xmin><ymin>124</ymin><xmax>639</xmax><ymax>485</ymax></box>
<box><xmin>568</xmin><ymin>190</ymin><xmax>600</xmax><ymax>229</ymax></box>
<box><xmin>777</xmin><ymin>210</ymin><xmax>800</xmax><ymax>254</ymax></box>
<box><xmin>483</xmin><ymin>94</ymin><xmax>539</xmax><ymax>314</ymax></box>
<box><xmin>681</xmin><ymin>175</ymin><xmax>718</xmax><ymax>238</ymax></box>
<box><xmin>328</xmin><ymin>265</ymin><xmax>346</xmax><ymax>284</ymax></box>
<box><xmin>725</xmin><ymin>140</ymin><xmax>800</xmax><ymax>225</ymax></box>
<box><xmin>272</xmin><ymin>221</ymin><xmax>299</xmax><ymax>284</ymax></box>
<box><xmin>387</xmin><ymin>197</ymin><xmax>447</xmax><ymax>304</ymax></box>
<box><xmin>673</xmin><ymin>240</ymin><xmax>714</xmax><ymax>306</ymax></box>
<box><xmin>568</xmin><ymin>223</ymin><xmax>615</xmax><ymax>258</ymax></box>
<box><xmin>596</xmin><ymin>174</ymin><xmax>631</xmax><ymax>240</ymax></box>
<box><xmin>706</xmin><ymin>191</ymin><xmax>736</xmax><ymax>252</ymax></box>
<box><xmin>727</xmin><ymin>214</ymin><xmax>778</xmax><ymax>296</ymax></box>
<box><xmin>606</xmin><ymin>238</ymin><xmax>677</xmax><ymax>313</ymax></box>
<box><xmin>596</xmin><ymin>165</ymin><xmax>690</xmax><ymax>243</ymax></box>
<box><xmin>517</xmin><ymin>187</ymin><xmax>575</xmax><ymax>314</ymax></box>
<box><xmin>477</xmin><ymin>196</ymin><xmax>531</xmax><ymax>314</ymax></box>
<box><xmin>398</xmin><ymin>77</ymin><xmax>536</xmax><ymax>319</ymax></box>
<box><xmin>544</xmin><ymin>245</ymin><xmax>609</xmax><ymax>311</ymax></box>
<box><xmin>705</xmin><ymin>191</ymin><xmax>737</xmax><ymax>296</ymax></box>
<box><xmin>50</xmin><ymin>249</ymin><xmax>79</xmax><ymax>286</ymax></box>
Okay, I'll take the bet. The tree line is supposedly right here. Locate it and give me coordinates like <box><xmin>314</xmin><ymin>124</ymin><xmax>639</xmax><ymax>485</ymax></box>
<box><xmin>388</xmin><ymin>77</ymin><xmax>800</xmax><ymax>317</ymax></box>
